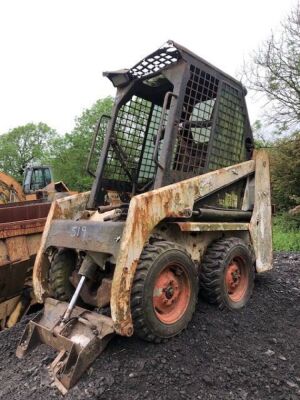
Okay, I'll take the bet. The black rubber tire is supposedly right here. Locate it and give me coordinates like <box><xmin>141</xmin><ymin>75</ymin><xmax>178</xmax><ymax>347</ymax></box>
<box><xmin>49</xmin><ymin>249</ymin><xmax>77</xmax><ymax>301</ymax></box>
<box><xmin>131</xmin><ymin>241</ymin><xmax>198</xmax><ymax>343</ymax></box>
<box><xmin>199</xmin><ymin>237</ymin><xmax>254</xmax><ymax>310</ymax></box>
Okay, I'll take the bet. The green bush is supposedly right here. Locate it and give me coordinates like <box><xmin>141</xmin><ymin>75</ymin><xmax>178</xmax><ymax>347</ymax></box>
<box><xmin>272</xmin><ymin>213</ymin><xmax>300</xmax><ymax>251</ymax></box>
<box><xmin>269</xmin><ymin>133</ymin><xmax>300</xmax><ymax>211</ymax></box>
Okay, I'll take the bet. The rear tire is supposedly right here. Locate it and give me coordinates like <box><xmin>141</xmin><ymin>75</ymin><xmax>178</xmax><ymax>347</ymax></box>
<box><xmin>49</xmin><ymin>249</ymin><xmax>77</xmax><ymax>301</ymax></box>
<box><xmin>199</xmin><ymin>237</ymin><xmax>254</xmax><ymax>310</ymax></box>
<box><xmin>131</xmin><ymin>241</ymin><xmax>198</xmax><ymax>343</ymax></box>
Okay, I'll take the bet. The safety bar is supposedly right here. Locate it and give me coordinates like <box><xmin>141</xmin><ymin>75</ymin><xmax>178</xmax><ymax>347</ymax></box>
<box><xmin>153</xmin><ymin>92</ymin><xmax>178</xmax><ymax>169</ymax></box>
<box><xmin>86</xmin><ymin>114</ymin><xmax>111</xmax><ymax>177</ymax></box>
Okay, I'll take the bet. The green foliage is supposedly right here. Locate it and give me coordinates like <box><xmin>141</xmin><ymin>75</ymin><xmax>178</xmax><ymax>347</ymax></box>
<box><xmin>244</xmin><ymin>3</ymin><xmax>300</xmax><ymax>131</ymax></box>
<box><xmin>273</xmin><ymin>213</ymin><xmax>300</xmax><ymax>251</ymax></box>
<box><xmin>252</xmin><ymin>120</ymin><xmax>273</xmax><ymax>149</ymax></box>
<box><xmin>49</xmin><ymin>97</ymin><xmax>113</xmax><ymax>191</ymax></box>
<box><xmin>269</xmin><ymin>132</ymin><xmax>300</xmax><ymax>210</ymax></box>
<box><xmin>0</xmin><ymin>123</ymin><xmax>57</xmax><ymax>181</ymax></box>
<box><xmin>252</xmin><ymin>121</ymin><xmax>300</xmax><ymax>211</ymax></box>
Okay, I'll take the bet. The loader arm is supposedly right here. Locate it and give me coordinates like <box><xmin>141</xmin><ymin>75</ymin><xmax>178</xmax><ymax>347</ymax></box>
<box><xmin>111</xmin><ymin>150</ymin><xmax>272</xmax><ymax>336</ymax></box>
<box><xmin>33</xmin><ymin>192</ymin><xmax>91</xmax><ymax>302</ymax></box>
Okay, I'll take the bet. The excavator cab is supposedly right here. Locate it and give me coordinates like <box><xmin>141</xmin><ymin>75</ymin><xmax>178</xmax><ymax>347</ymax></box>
<box><xmin>22</xmin><ymin>165</ymin><xmax>53</xmax><ymax>194</ymax></box>
<box><xmin>17</xmin><ymin>41</ymin><xmax>271</xmax><ymax>394</ymax></box>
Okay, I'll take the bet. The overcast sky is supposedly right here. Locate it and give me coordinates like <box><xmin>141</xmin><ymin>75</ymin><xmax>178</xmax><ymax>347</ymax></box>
<box><xmin>0</xmin><ymin>0</ymin><xmax>296</xmax><ymax>135</ymax></box>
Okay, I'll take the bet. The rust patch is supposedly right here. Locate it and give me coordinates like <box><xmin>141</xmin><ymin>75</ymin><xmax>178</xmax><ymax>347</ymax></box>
<box><xmin>249</xmin><ymin>151</ymin><xmax>272</xmax><ymax>272</ymax></box>
<box><xmin>6</xmin><ymin>236</ymin><xmax>29</xmax><ymax>262</ymax></box>
<box><xmin>33</xmin><ymin>192</ymin><xmax>91</xmax><ymax>303</ymax></box>
<box><xmin>70</xmin><ymin>271</ymin><xmax>112</xmax><ymax>308</ymax></box>
<box><xmin>175</xmin><ymin>222</ymin><xmax>249</xmax><ymax>232</ymax></box>
<box><xmin>111</xmin><ymin>159</ymin><xmax>255</xmax><ymax>336</ymax></box>
<box><xmin>0</xmin><ymin>218</ymin><xmax>46</xmax><ymax>239</ymax></box>
<box><xmin>0</xmin><ymin>201</ymin><xmax>50</xmax><ymax>224</ymax></box>
<box><xmin>0</xmin><ymin>172</ymin><xmax>25</xmax><ymax>203</ymax></box>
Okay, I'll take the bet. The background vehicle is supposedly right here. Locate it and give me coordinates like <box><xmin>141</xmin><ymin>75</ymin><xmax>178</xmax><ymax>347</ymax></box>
<box><xmin>0</xmin><ymin>165</ymin><xmax>69</xmax><ymax>204</ymax></box>
<box><xmin>0</xmin><ymin>166</ymin><xmax>72</xmax><ymax>328</ymax></box>
<box><xmin>17</xmin><ymin>41</ymin><xmax>272</xmax><ymax>394</ymax></box>
<box><xmin>22</xmin><ymin>165</ymin><xmax>53</xmax><ymax>198</ymax></box>
<box><xmin>0</xmin><ymin>199</ymin><xmax>50</xmax><ymax>329</ymax></box>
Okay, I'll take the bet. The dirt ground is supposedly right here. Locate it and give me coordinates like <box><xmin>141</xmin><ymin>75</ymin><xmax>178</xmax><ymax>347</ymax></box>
<box><xmin>0</xmin><ymin>252</ymin><xmax>299</xmax><ymax>400</ymax></box>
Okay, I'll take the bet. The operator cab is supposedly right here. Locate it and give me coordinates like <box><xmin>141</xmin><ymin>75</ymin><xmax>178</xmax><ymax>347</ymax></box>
<box><xmin>23</xmin><ymin>165</ymin><xmax>53</xmax><ymax>194</ymax></box>
<box><xmin>87</xmin><ymin>41</ymin><xmax>253</xmax><ymax>209</ymax></box>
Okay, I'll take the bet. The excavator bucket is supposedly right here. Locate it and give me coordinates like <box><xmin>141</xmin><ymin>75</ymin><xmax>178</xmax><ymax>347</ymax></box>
<box><xmin>16</xmin><ymin>298</ymin><xmax>114</xmax><ymax>394</ymax></box>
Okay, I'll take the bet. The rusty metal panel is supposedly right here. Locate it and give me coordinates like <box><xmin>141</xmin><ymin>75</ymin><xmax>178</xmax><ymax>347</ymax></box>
<box><xmin>111</xmin><ymin>159</ymin><xmax>255</xmax><ymax>336</ymax></box>
<box><xmin>17</xmin><ymin>298</ymin><xmax>114</xmax><ymax>394</ymax></box>
<box><xmin>6</xmin><ymin>236</ymin><xmax>29</xmax><ymax>262</ymax></box>
<box><xmin>70</xmin><ymin>272</ymin><xmax>112</xmax><ymax>308</ymax></box>
<box><xmin>33</xmin><ymin>192</ymin><xmax>91</xmax><ymax>302</ymax></box>
<box><xmin>249</xmin><ymin>150</ymin><xmax>273</xmax><ymax>272</ymax></box>
<box><xmin>55</xmin><ymin>192</ymin><xmax>90</xmax><ymax>219</ymax></box>
<box><xmin>0</xmin><ymin>201</ymin><xmax>50</xmax><ymax>223</ymax></box>
<box><xmin>0</xmin><ymin>259</ymin><xmax>31</xmax><ymax>299</ymax></box>
<box><xmin>26</xmin><ymin>233</ymin><xmax>43</xmax><ymax>257</ymax></box>
<box><xmin>0</xmin><ymin>218</ymin><xmax>46</xmax><ymax>239</ymax></box>
<box><xmin>175</xmin><ymin>222</ymin><xmax>249</xmax><ymax>232</ymax></box>
<box><xmin>45</xmin><ymin>220</ymin><xmax>124</xmax><ymax>256</ymax></box>
<box><xmin>0</xmin><ymin>172</ymin><xmax>25</xmax><ymax>203</ymax></box>
<box><xmin>0</xmin><ymin>240</ymin><xmax>8</xmax><ymax>266</ymax></box>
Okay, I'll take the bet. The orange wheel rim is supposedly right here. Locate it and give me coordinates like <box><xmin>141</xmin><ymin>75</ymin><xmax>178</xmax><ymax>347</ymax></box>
<box><xmin>225</xmin><ymin>257</ymin><xmax>248</xmax><ymax>302</ymax></box>
<box><xmin>153</xmin><ymin>263</ymin><xmax>190</xmax><ymax>324</ymax></box>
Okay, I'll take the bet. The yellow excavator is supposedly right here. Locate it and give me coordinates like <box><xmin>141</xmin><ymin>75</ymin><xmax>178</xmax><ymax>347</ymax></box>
<box><xmin>0</xmin><ymin>164</ymin><xmax>69</xmax><ymax>204</ymax></box>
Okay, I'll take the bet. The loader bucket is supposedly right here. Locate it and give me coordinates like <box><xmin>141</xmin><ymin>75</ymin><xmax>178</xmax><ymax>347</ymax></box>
<box><xmin>16</xmin><ymin>298</ymin><xmax>114</xmax><ymax>394</ymax></box>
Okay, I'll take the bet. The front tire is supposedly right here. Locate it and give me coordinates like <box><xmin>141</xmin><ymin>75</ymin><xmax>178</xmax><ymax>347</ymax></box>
<box><xmin>199</xmin><ymin>237</ymin><xmax>254</xmax><ymax>310</ymax></box>
<box><xmin>49</xmin><ymin>249</ymin><xmax>77</xmax><ymax>301</ymax></box>
<box><xmin>131</xmin><ymin>241</ymin><xmax>198</xmax><ymax>343</ymax></box>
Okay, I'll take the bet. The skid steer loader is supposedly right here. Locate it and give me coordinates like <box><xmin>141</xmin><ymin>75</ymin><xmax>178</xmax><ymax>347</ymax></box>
<box><xmin>17</xmin><ymin>41</ymin><xmax>272</xmax><ymax>394</ymax></box>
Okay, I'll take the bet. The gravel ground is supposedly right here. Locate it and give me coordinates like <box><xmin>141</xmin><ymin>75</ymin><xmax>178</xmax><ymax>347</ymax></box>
<box><xmin>0</xmin><ymin>252</ymin><xmax>299</xmax><ymax>400</ymax></box>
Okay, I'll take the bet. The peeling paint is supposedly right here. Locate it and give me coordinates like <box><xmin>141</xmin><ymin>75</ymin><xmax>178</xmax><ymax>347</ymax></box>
<box><xmin>111</xmin><ymin>159</ymin><xmax>256</xmax><ymax>336</ymax></box>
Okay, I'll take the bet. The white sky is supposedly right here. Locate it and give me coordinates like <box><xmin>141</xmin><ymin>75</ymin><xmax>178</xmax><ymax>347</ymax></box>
<box><xmin>0</xmin><ymin>0</ymin><xmax>296</xmax><ymax>135</ymax></box>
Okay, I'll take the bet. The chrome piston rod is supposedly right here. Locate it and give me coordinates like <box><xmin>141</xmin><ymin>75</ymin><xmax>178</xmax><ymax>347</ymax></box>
<box><xmin>62</xmin><ymin>275</ymin><xmax>86</xmax><ymax>322</ymax></box>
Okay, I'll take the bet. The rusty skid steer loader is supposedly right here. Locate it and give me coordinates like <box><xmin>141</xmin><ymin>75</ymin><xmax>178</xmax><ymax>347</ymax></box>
<box><xmin>17</xmin><ymin>41</ymin><xmax>272</xmax><ymax>394</ymax></box>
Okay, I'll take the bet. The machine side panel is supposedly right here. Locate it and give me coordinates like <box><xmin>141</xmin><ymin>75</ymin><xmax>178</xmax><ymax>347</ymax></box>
<box><xmin>249</xmin><ymin>150</ymin><xmax>273</xmax><ymax>272</ymax></box>
<box><xmin>111</xmin><ymin>159</ymin><xmax>256</xmax><ymax>336</ymax></box>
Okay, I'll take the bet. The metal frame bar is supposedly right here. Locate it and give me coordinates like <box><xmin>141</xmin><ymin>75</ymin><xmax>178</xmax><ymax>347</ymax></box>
<box><xmin>86</xmin><ymin>114</ymin><xmax>111</xmax><ymax>178</ymax></box>
<box><xmin>153</xmin><ymin>91</ymin><xmax>178</xmax><ymax>170</ymax></box>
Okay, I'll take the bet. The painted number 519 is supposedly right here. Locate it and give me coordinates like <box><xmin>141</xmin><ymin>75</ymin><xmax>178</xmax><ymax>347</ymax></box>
<box><xmin>71</xmin><ymin>226</ymin><xmax>87</xmax><ymax>238</ymax></box>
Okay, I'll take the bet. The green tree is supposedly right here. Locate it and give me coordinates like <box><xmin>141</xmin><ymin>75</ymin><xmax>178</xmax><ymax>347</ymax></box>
<box><xmin>0</xmin><ymin>122</ymin><xmax>57</xmax><ymax>181</ymax></box>
<box><xmin>251</xmin><ymin>121</ymin><xmax>300</xmax><ymax>210</ymax></box>
<box><xmin>252</xmin><ymin>120</ymin><xmax>274</xmax><ymax>148</ymax></box>
<box><xmin>244</xmin><ymin>3</ymin><xmax>300</xmax><ymax>132</ymax></box>
<box><xmin>269</xmin><ymin>132</ymin><xmax>300</xmax><ymax>210</ymax></box>
<box><xmin>50</xmin><ymin>96</ymin><xmax>114</xmax><ymax>191</ymax></box>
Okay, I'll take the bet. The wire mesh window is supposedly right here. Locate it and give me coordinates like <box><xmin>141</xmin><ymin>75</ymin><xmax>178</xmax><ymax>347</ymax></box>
<box><xmin>129</xmin><ymin>43</ymin><xmax>180</xmax><ymax>79</ymax></box>
<box><xmin>172</xmin><ymin>65</ymin><xmax>219</xmax><ymax>180</ymax></box>
<box><xmin>209</xmin><ymin>83</ymin><xmax>246</xmax><ymax>170</ymax></box>
<box><xmin>102</xmin><ymin>95</ymin><xmax>165</xmax><ymax>190</ymax></box>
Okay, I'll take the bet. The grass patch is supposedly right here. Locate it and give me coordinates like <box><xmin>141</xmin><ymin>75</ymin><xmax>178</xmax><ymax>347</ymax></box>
<box><xmin>272</xmin><ymin>213</ymin><xmax>300</xmax><ymax>251</ymax></box>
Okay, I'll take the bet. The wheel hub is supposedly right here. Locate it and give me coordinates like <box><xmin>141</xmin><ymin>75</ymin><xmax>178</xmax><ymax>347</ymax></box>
<box><xmin>225</xmin><ymin>259</ymin><xmax>248</xmax><ymax>302</ymax></box>
<box><xmin>153</xmin><ymin>265</ymin><xmax>190</xmax><ymax>324</ymax></box>
<box><xmin>226</xmin><ymin>264</ymin><xmax>241</xmax><ymax>289</ymax></box>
